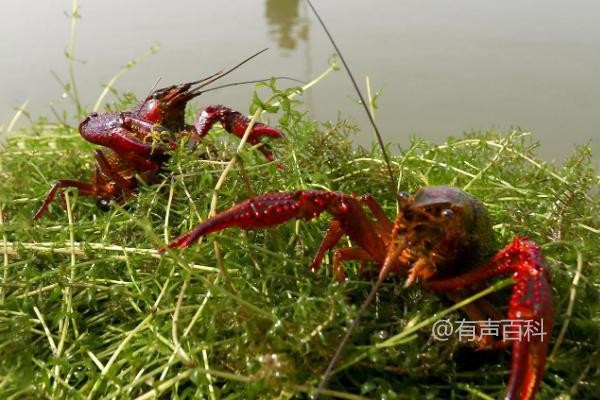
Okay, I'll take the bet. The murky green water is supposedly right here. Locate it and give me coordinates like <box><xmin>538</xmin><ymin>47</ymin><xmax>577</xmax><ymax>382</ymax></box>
<box><xmin>1</xmin><ymin>0</ymin><xmax>598</xmax><ymax>161</ymax></box>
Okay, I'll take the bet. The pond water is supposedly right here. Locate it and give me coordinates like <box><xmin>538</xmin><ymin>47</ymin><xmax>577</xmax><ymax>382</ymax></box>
<box><xmin>1</xmin><ymin>0</ymin><xmax>598</xmax><ymax>161</ymax></box>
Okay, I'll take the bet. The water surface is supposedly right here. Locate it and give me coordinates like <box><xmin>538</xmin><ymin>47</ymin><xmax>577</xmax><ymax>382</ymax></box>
<box><xmin>2</xmin><ymin>0</ymin><xmax>598</xmax><ymax>161</ymax></box>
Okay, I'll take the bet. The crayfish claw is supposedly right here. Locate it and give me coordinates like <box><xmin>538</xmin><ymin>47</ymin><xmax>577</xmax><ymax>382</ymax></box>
<box><xmin>503</xmin><ymin>238</ymin><xmax>553</xmax><ymax>400</ymax></box>
<box><xmin>165</xmin><ymin>192</ymin><xmax>307</xmax><ymax>250</ymax></box>
<box><xmin>194</xmin><ymin>105</ymin><xmax>284</xmax><ymax>162</ymax></box>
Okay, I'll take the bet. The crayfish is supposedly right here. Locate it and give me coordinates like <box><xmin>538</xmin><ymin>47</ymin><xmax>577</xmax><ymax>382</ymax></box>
<box><xmin>33</xmin><ymin>49</ymin><xmax>284</xmax><ymax>220</ymax></box>
<box><xmin>163</xmin><ymin>185</ymin><xmax>553</xmax><ymax>400</ymax></box>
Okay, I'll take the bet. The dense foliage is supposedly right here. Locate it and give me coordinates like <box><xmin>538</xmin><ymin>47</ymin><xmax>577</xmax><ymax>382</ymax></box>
<box><xmin>0</xmin><ymin>92</ymin><xmax>598</xmax><ymax>399</ymax></box>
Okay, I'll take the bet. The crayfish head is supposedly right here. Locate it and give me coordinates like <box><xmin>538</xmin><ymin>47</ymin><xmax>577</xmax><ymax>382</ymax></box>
<box><xmin>135</xmin><ymin>83</ymin><xmax>195</xmax><ymax>131</ymax></box>
<box><xmin>393</xmin><ymin>186</ymin><xmax>493</xmax><ymax>284</ymax></box>
<box><xmin>136</xmin><ymin>97</ymin><xmax>163</xmax><ymax>124</ymax></box>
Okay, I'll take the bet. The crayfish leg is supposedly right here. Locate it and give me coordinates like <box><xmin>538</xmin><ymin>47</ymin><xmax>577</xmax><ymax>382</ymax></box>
<box><xmin>445</xmin><ymin>291</ymin><xmax>509</xmax><ymax>350</ymax></box>
<box><xmin>112</xmin><ymin>149</ymin><xmax>161</xmax><ymax>174</ymax></box>
<box><xmin>310</xmin><ymin>197</ymin><xmax>389</xmax><ymax>280</ymax></box>
<box><xmin>359</xmin><ymin>194</ymin><xmax>393</xmax><ymax>233</ymax></box>
<box><xmin>311</xmin><ymin>218</ymin><xmax>344</xmax><ymax>273</ymax></box>
<box><xmin>33</xmin><ymin>180</ymin><xmax>97</xmax><ymax>220</ymax></box>
<box><xmin>331</xmin><ymin>247</ymin><xmax>375</xmax><ymax>282</ymax></box>
<box><xmin>93</xmin><ymin>150</ymin><xmax>136</xmax><ymax>196</ymax></box>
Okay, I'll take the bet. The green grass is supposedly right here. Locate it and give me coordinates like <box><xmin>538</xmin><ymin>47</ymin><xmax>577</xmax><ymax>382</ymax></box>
<box><xmin>4</xmin><ymin>2</ymin><xmax>597</xmax><ymax>398</ymax></box>
<box><xmin>0</xmin><ymin>88</ymin><xmax>598</xmax><ymax>400</ymax></box>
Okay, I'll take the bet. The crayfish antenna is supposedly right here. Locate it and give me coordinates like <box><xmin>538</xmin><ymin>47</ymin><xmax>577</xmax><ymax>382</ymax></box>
<box><xmin>187</xmin><ymin>48</ymin><xmax>270</xmax><ymax>96</ymax></box>
<box><xmin>187</xmin><ymin>70</ymin><xmax>226</xmax><ymax>87</ymax></box>
<box><xmin>313</xmin><ymin>245</ymin><xmax>405</xmax><ymax>399</ymax></box>
<box><xmin>305</xmin><ymin>0</ymin><xmax>401</xmax><ymax>396</ymax></box>
<box><xmin>146</xmin><ymin>77</ymin><xmax>162</xmax><ymax>98</ymax></box>
<box><xmin>194</xmin><ymin>76</ymin><xmax>306</xmax><ymax>95</ymax></box>
<box><xmin>305</xmin><ymin>0</ymin><xmax>396</xmax><ymax>195</ymax></box>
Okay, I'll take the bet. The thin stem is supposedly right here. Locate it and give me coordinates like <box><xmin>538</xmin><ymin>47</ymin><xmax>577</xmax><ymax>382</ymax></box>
<box><xmin>202</xmin><ymin>349</ymin><xmax>217</xmax><ymax>400</ymax></box>
<box><xmin>164</xmin><ymin>177</ymin><xmax>176</xmax><ymax>244</ymax></box>
<box><xmin>33</xmin><ymin>306</ymin><xmax>58</xmax><ymax>355</ymax></box>
<box><xmin>92</xmin><ymin>45</ymin><xmax>159</xmax><ymax>112</ymax></box>
<box><xmin>208</xmin><ymin>107</ymin><xmax>265</xmax><ymax>217</ymax></box>
<box><xmin>52</xmin><ymin>191</ymin><xmax>77</xmax><ymax>396</ymax></box>
<box><xmin>172</xmin><ymin>278</ymin><xmax>192</xmax><ymax>365</ymax></box>
<box><xmin>206</xmin><ymin>63</ymin><xmax>336</xmax><ymax>277</ymax></box>
<box><xmin>160</xmin><ymin>279</ymin><xmax>215</xmax><ymax>381</ymax></box>
<box><xmin>550</xmin><ymin>250</ymin><xmax>583</xmax><ymax>360</ymax></box>
<box><xmin>133</xmin><ymin>366</ymin><xmax>370</xmax><ymax>400</ymax></box>
<box><xmin>0</xmin><ymin>207</ymin><xmax>8</xmax><ymax>305</ymax></box>
<box><xmin>134</xmin><ymin>369</ymin><xmax>195</xmax><ymax>400</ymax></box>
<box><xmin>177</xmin><ymin>164</ymin><xmax>203</xmax><ymax>224</ymax></box>
<box><xmin>304</xmin><ymin>0</ymin><xmax>396</xmax><ymax>195</ymax></box>
<box><xmin>66</xmin><ymin>0</ymin><xmax>82</xmax><ymax>119</ymax></box>
<box><xmin>1</xmin><ymin>241</ymin><xmax>220</xmax><ymax>272</ymax></box>
<box><xmin>86</xmin><ymin>314</ymin><xmax>153</xmax><ymax>399</ymax></box>
<box><xmin>1</xmin><ymin>100</ymin><xmax>29</xmax><ymax>150</ymax></box>
<box><xmin>207</xmin><ymin>105</ymin><xmax>264</xmax><ymax>279</ymax></box>
<box><xmin>365</xmin><ymin>76</ymin><xmax>376</xmax><ymax>136</ymax></box>
<box><xmin>6</xmin><ymin>100</ymin><xmax>30</xmax><ymax>134</ymax></box>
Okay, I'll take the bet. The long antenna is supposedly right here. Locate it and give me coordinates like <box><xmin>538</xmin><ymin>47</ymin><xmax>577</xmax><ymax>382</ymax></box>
<box><xmin>313</xmin><ymin>247</ymin><xmax>403</xmax><ymax>398</ymax></box>
<box><xmin>142</xmin><ymin>49</ymin><xmax>269</xmax><ymax>108</ymax></box>
<box><xmin>196</xmin><ymin>76</ymin><xmax>306</xmax><ymax>95</ymax></box>
<box><xmin>187</xmin><ymin>70</ymin><xmax>227</xmax><ymax>87</ymax></box>
<box><xmin>304</xmin><ymin>0</ymin><xmax>396</xmax><ymax>195</ymax></box>
<box><xmin>304</xmin><ymin>1</ymin><xmax>402</xmax><ymax>397</ymax></box>
<box><xmin>147</xmin><ymin>77</ymin><xmax>162</xmax><ymax>97</ymax></box>
<box><xmin>187</xmin><ymin>48</ymin><xmax>270</xmax><ymax>95</ymax></box>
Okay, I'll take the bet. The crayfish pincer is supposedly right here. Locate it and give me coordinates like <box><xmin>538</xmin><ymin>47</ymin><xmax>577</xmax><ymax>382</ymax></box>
<box><xmin>34</xmin><ymin>49</ymin><xmax>284</xmax><ymax>220</ymax></box>
<box><xmin>163</xmin><ymin>186</ymin><xmax>553</xmax><ymax>400</ymax></box>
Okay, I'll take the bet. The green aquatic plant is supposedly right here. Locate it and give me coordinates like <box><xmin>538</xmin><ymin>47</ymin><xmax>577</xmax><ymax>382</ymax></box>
<box><xmin>0</xmin><ymin>1</ymin><xmax>598</xmax><ymax>397</ymax></box>
<box><xmin>0</xmin><ymin>97</ymin><xmax>598</xmax><ymax>398</ymax></box>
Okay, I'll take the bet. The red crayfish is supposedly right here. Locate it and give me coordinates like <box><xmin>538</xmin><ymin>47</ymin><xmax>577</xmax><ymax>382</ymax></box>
<box><xmin>162</xmin><ymin>185</ymin><xmax>553</xmax><ymax>400</ymax></box>
<box><xmin>33</xmin><ymin>49</ymin><xmax>284</xmax><ymax>220</ymax></box>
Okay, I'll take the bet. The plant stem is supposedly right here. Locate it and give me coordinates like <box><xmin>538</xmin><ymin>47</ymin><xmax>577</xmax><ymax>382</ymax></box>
<box><xmin>67</xmin><ymin>0</ymin><xmax>82</xmax><ymax>119</ymax></box>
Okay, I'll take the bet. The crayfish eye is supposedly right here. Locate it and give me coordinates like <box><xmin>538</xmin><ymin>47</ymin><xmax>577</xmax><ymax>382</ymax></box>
<box><xmin>97</xmin><ymin>199</ymin><xmax>111</xmax><ymax>211</ymax></box>
<box><xmin>441</xmin><ymin>208</ymin><xmax>454</xmax><ymax>219</ymax></box>
<box><xmin>397</xmin><ymin>191</ymin><xmax>410</xmax><ymax>201</ymax></box>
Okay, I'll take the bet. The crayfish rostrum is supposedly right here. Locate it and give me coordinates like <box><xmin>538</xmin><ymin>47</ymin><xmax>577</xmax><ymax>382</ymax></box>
<box><xmin>163</xmin><ymin>185</ymin><xmax>553</xmax><ymax>400</ymax></box>
<box><xmin>34</xmin><ymin>50</ymin><xmax>284</xmax><ymax>220</ymax></box>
